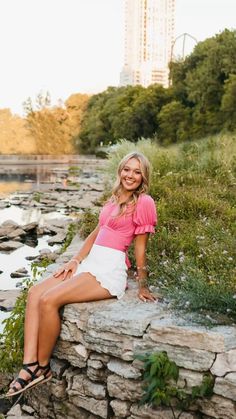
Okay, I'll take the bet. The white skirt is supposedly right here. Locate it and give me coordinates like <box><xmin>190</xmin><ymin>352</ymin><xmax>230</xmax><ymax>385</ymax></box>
<box><xmin>74</xmin><ymin>244</ymin><xmax>127</xmax><ymax>299</ymax></box>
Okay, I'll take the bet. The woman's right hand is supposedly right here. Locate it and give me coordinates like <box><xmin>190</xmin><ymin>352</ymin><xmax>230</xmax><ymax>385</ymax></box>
<box><xmin>53</xmin><ymin>259</ymin><xmax>79</xmax><ymax>280</ymax></box>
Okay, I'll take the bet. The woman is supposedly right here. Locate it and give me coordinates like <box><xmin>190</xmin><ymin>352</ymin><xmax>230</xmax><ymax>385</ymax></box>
<box><xmin>7</xmin><ymin>151</ymin><xmax>157</xmax><ymax>396</ymax></box>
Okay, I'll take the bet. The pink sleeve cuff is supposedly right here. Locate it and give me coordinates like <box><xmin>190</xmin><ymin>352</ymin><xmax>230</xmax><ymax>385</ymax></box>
<box><xmin>134</xmin><ymin>225</ymin><xmax>155</xmax><ymax>235</ymax></box>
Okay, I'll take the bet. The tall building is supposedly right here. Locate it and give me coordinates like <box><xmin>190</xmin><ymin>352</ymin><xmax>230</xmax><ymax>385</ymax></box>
<box><xmin>120</xmin><ymin>0</ymin><xmax>175</xmax><ymax>88</ymax></box>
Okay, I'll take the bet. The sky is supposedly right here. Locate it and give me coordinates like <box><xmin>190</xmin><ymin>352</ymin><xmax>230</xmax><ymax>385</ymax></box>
<box><xmin>0</xmin><ymin>0</ymin><xmax>235</xmax><ymax>115</ymax></box>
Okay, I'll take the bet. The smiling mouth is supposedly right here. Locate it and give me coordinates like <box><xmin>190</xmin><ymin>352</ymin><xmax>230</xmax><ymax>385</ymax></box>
<box><xmin>124</xmin><ymin>180</ymin><xmax>135</xmax><ymax>185</ymax></box>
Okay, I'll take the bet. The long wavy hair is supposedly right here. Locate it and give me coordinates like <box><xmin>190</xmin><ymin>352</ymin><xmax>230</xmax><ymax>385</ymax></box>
<box><xmin>111</xmin><ymin>151</ymin><xmax>150</xmax><ymax>215</ymax></box>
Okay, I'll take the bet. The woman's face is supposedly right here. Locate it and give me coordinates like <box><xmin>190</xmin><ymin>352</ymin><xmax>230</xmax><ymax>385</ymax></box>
<box><xmin>120</xmin><ymin>158</ymin><xmax>143</xmax><ymax>192</ymax></box>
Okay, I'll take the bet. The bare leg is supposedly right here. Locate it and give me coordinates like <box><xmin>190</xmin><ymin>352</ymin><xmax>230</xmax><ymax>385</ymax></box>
<box><xmin>37</xmin><ymin>272</ymin><xmax>112</xmax><ymax>366</ymax></box>
<box><xmin>23</xmin><ymin>274</ymin><xmax>66</xmax><ymax>362</ymax></box>
<box><xmin>8</xmin><ymin>273</ymin><xmax>67</xmax><ymax>393</ymax></box>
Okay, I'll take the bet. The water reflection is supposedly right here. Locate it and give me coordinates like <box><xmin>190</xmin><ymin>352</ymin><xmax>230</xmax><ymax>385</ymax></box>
<box><xmin>0</xmin><ymin>181</ymin><xmax>32</xmax><ymax>196</ymax></box>
<box><xmin>0</xmin><ymin>206</ymin><xmax>66</xmax><ymax>225</ymax></box>
<box><xmin>0</xmin><ymin>154</ymin><xmax>99</xmax><ymax>196</ymax></box>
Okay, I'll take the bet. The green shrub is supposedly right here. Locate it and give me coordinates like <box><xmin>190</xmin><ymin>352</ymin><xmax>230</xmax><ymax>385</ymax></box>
<box><xmin>78</xmin><ymin>209</ymin><xmax>99</xmax><ymax>239</ymax></box>
<box><xmin>106</xmin><ymin>134</ymin><xmax>236</xmax><ymax>322</ymax></box>
<box><xmin>136</xmin><ymin>351</ymin><xmax>214</xmax><ymax>418</ymax></box>
<box><xmin>60</xmin><ymin>222</ymin><xmax>79</xmax><ymax>254</ymax></box>
<box><xmin>0</xmin><ymin>278</ymin><xmax>35</xmax><ymax>372</ymax></box>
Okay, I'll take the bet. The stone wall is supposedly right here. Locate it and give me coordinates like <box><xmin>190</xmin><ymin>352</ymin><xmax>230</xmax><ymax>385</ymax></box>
<box><xmin>11</xmin><ymin>237</ymin><xmax>236</xmax><ymax>418</ymax></box>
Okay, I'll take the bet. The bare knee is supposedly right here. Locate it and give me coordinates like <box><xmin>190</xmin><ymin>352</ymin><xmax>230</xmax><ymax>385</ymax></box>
<box><xmin>27</xmin><ymin>274</ymin><xmax>55</xmax><ymax>304</ymax></box>
<box><xmin>39</xmin><ymin>292</ymin><xmax>58</xmax><ymax>312</ymax></box>
<box><xmin>27</xmin><ymin>283</ymin><xmax>42</xmax><ymax>304</ymax></box>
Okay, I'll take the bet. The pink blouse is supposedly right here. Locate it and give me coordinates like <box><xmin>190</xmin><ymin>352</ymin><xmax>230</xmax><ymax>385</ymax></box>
<box><xmin>94</xmin><ymin>194</ymin><xmax>157</xmax><ymax>257</ymax></box>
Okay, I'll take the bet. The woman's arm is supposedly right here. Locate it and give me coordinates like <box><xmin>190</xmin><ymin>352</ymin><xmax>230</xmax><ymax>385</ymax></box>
<box><xmin>54</xmin><ymin>224</ymin><xmax>100</xmax><ymax>279</ymax></box>
<box><xmin>134</xmin><ymin>233</ymin><xmax>156</xmax><ymax>302</ymax></box>
<box><xmin>70</xmin><ymin>224</ymin><xmax>100</xmax><ymax>264</ymax></box>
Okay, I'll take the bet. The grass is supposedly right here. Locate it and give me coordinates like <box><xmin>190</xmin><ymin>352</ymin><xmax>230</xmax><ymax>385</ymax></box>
<box><xmin>104</xmin><ymin>134</ymin><xmax>236</xmax><ymax>323</ymax></box>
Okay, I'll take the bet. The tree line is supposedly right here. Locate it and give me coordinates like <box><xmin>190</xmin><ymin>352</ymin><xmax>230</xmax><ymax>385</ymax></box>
<box><xmin>77</xmin><ymin>29</ymin><xmax>236</xmax><ymax>153</ymax></box>
<box><xmin>23</xmin><ymin>92</ymin><xmax>89</xmax><ymax>154</ymax></box>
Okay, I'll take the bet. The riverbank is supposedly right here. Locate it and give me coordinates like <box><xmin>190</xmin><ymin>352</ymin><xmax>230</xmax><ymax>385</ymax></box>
<box><xmin>0</xmin><ymin>157</ymin><xmax>105</xmax><ymax>310</ymax></box>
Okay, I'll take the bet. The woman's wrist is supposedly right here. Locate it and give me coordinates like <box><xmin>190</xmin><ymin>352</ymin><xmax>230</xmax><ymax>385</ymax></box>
<box><xmin>71</xmin><ymin>258</ymin><xmax>82</xmax><ymax>266</ymax></box>
<box><xmin>136</xmin><ymin>266</ymin><xmax>149</xmax><ymax>288</ymax></box>
<box><xmin>138</xmin><ymin>278</ymin><xmax>149</xmax><ymax>289</ymax></box>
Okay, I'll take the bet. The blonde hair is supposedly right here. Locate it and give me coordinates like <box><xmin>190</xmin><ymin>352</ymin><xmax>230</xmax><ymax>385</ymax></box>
<box><xmin>111</xmin><ymin>151</ymin><xmax>150</xmax><ymax>215</ymax></box>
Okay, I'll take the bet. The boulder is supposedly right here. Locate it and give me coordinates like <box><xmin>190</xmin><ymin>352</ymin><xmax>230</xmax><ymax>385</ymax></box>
<box><xmin>0</xmin><ymin>240</ymin><xmax>23</xmax><ymax>251</ymax></box>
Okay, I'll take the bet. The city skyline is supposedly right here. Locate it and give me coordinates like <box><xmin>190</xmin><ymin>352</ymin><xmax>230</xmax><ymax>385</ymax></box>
<box><xmin>120</xmin><ymin>0</ymin><xmax>175</xmax><ymax>88</ymax></box>
<box><xmin>0</xmin><ymin>0</ymin><xmax>235</xmax><ymax>115</ymax></box>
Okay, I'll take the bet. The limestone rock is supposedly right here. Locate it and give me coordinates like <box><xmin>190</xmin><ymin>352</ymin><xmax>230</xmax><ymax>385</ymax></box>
<box><xmin>89</xmin><ymin>352</ymin><xmax>110</xmax><ymax>363</ymax></box>
<box><xmin>214</xmin><ymin>372</ymin><xmax>236</xmax><ymax>401</ymax></box>
<box><xmin>60</xmin><ymin>320</ymin><xmax>86</xmax><ymax>343</ymax></box>
<box><xmin>22</xmin><ymin>222</ymin><xmax>38</xmax><ymax>232</ymax></box>
<box><xmin>0</xmin><ymin>240</ymin><xmax>23</xmax><ymax>251</ymax></box>
<box><xmin>107</xmin><ymin>374</ymin><xmax>143</xmax><ymax>402</ymax></box>
<box><xmin>54</xmin><ymin>340</ymin><xmax>87</xmax><ymax>368</ymax></box>
<box><xmin>130</xmin><ymin>404</ymin><xmax>198</xmax><ymax>419</ymax></box>
<box><xmin>7</xmin><ymin>227</ymin><xmax>26</xmax><ymax>239</ymax></box>
<box><xmin>51</xmin><ymin>357</ymin><xmax>69</xmax><ymax>379</ymax></box>
<box><xmin>53</xmin><ymin>400</ymin><xmax>98</xmax><ymax>419</ymax></box>
<box><xmin>68</xmin><ymin>394</ymin><xmax>108</xmax><ymax>419</ymax></box>
<box><xmin>48</xmin><ymin>231</ymin><xmax>67</xmax><ymax>245</ymax></box>
<box><xmin>7</xmin><ymin>404</ymin><xmax>22</xmax><ymax>418</ymax></box>
<box><xmin>87</xmin><ymin>366</ymin><xmax>107</xmax><ymax>382</ymax></box>
<box><xmin>148</xmin><ymin>317</ymin><xmax>236</xmax><ymax>352</ymax></box>
<box><xmin>107</xmin><ymin>358</ymin><xmax>141</xmax><ymax>379</ymax></box>
<box><xmin>0</xmin><ymin>289</ymin><xmax>21</xmax><ymax>311</ymax></box>
<box><xmin>21</xmin><ymin>404</ymin><xmax>35</xmax><ymax>415</ymax></box>
<box><xmin>1</xmin><ymin>220</ymin><xmax>18</xmax><ymax>228</ymax></box>
<box><xmin>84</xmin><ymin>327</ymin><xmax>134</xmax><ymax>360</ymax></box>
<box><xmin>87</xmin><ymin>300</ymin><xmax>165</xmax><ymax>337</ymax></box>
<box><xmin>87</xmin><ymin>359</ymin><xmax>103</xmax><ymax>369</ymax></box>
<box><xmin>177</xmin><ymin>368</ymin><xmax>204</xmax><ymax>392</ymax></box>
<box><xmin>196</xmin><ymin>394</ymin><xmax>236</xmax><ymax>419</ymax></box>
<box><xmin>24</xmin><ymin>381</ymin><xmax>52</xmax><ymax>418</ymax></box>
<box><xmin>110</xmin><ymin>399</ymin><xmax>131</xmax><ymax>417</ymax></box>
<box><xmin>68</xmin><ymin>373</ymin><xmax>106</xmax><ymax>399</ymax></box>
<box><xmin>10</xmin><ymin>267</ymin><xmax>29</xmax><ymax>278</ymax></box>
<box><xmin>133</xmin><ymin>340</ymin><xmax>215</xmax><ymax>371</ymax></box>
<box><xmin>211</xmin><ymin>349</ymin><xmax>236</xmax><ymax>376</ymax></box>
<box><xmin>50</xmin><ymin>378</ymin><xmax>67</xmax><ymax>399</ymax></box>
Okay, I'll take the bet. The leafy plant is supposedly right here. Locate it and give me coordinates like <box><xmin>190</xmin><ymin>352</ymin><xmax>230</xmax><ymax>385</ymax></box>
<box><xmin>68</xmin><ymin>165</ymin><xmax>81</xmax><ymax>176</ymax></box>
<box><xmin>0</xmin><ymin>278</ymin><xmax>34</xmax><ymax>372</ymax></box>
<box><xmin>60</xmin><ymin>222</ymin><xmax>79</xmax><ymax>254</ymax></box>
<box><xmin>78</xmin><ymin>209</ymin><xmax>99</xmax><ymax>239</ymax></box>
<box><xmin>0</xmin><ymin>260</ymin><xmax>51</xmax><ymax>373</ymax></box>
<box><xmin>32</xmin><ymin>191</ymin><xmax>43</xmax><ymax>203</ymax></box>
<box><xmin>136</xmin><ymin>351</ymin><xmax>214</xmax><ymax>419</ymax></box>
<box><xmin>105</xmin><ymin>136</ymin><xmax>236</xmax><ymax>323</ymax></box>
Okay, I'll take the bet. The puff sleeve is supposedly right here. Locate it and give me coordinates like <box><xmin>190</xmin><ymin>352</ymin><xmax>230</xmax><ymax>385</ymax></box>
<box><xmin>133</xmin><ymin>194</ymin><xmax>157</xmax><ymax>235</ymax></box>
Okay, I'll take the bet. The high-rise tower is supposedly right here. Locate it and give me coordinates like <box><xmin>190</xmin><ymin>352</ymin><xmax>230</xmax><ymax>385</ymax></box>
<box><xmin>120</xmin><ymin>0</ymin><xmax>175</xmax><ymax>88</ymax></box>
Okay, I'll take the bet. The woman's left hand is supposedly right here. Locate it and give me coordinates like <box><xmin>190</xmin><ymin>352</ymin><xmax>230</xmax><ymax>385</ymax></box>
<box><xmin>138</xmin><ymin>287</ymin><xmax>156</xmax><ymax>302</ymax></box>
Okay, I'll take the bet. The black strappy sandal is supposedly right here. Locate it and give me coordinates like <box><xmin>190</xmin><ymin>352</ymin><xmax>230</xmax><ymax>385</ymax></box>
<box><xmin>35</xmin><ymin>362</ymin><xmax>52</xmax><ymax>386</ymax></box>
<box><xmin>6</xmin><ymin>361</ymin><xmax>44</xmax><ymax>397</ymax></box>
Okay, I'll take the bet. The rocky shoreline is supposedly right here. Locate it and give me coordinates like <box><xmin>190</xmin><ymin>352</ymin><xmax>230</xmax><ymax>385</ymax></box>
<box><xmin>0</xmin><ymin>158</ymin><xmax>105</xmax><ymax>313</ymax></box>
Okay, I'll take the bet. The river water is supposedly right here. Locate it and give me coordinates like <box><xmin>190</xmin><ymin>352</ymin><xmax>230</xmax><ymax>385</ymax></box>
<box><xmin>0</xmin><ymin>154</ymin><xmax>104</xmax><ymax>330</ymax></box>
<box><xmin>0</xmin><ymin>154</ymin><xmax>103</xmax><ymax>288</ymax></box>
